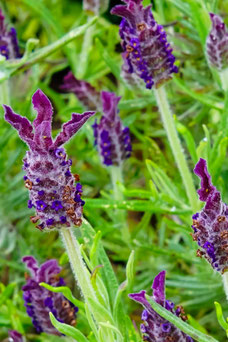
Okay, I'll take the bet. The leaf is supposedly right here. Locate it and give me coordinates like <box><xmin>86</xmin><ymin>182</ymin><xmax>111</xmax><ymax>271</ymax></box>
<box><xmin>0</xmin><ymin>283</ymin><xmax>16</xmax><ymax>306</ymax></box>
<box><xmin>39</xmin><ymin>283</ymin><xmax>84</xmax><ymax>310</ymax></box>
<box><xmin>214</xmin><ymin>301</ymin><xmax>228</xmax><ymax>336</ymax></box>
<box><xmin>126</xmin><ymin>250</ymin><xmax>135</xmax><ymax>290</ymax></box>
<box><xmin>146</xmin><ymin>295</ymin><xmax>219</xmax><ymax>342</ymax></box>
<box><xmin>49</xmin><ymin>312</ymin><xmax>90</xmax><ymax>342</ymax></box>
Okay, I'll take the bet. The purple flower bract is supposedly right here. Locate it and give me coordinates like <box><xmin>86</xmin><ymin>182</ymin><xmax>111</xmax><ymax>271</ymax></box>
<box><xmin>111</xmin><ymin>0</ymin><xmax>178</xmax><ymax>89</ymax></box>
<box><xmin>3</xmin><ymin>89</ymin><xmax>95</xmax><ymax>230</ymax></box>
<box><xmin>192</xmin><ymin>158</ymin><xmax>228</xmax><ymax>274</ymax></box>
<box><xmin>22</xmin><ymin>256</ymin><xmax>78</xmax><ymax>335</ymax></box>
<box><xmin>129</xmin><ymin>271</ymin><xmax>194</xmax><ymax>342</ymax></box>
<box><xmin>93</xmin><ymin>91</ymin><xmax>132</xmax><ymax>166</ymax></box>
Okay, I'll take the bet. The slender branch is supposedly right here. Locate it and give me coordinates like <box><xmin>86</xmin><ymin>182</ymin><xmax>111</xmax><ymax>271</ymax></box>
<box><xmin>60</xmin><ymin>227</ymin><xmax>97</xmax><ymax>301</ymax></box>
<box><xmin>154</xmin><ymin>86</ymin><xmax>198</xmax><ymax>213</ymax></box>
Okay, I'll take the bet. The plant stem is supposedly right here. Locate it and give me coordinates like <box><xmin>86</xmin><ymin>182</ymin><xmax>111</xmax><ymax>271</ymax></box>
<box><xmin>0</xmin><ymin>79</ymin><xmax>10</xmax><ymax>105</ymax></box>
<box><xmin>61</xmin><ymin>227</ymin><xmax>97</xmax><ymax>301</ymax></box>
<box><xmin>219</xmin><ymin>68</ymin><xmax>228</xmax><ymax>136</ymax></box>
<box><xmin>154</xmin><ymin>86</ymin><xmax>198</xmax><ymax>213</ymax></box>
<box><xmin>222</xmin><ymin>272</ymin><xmax>228</xmax><ymax>300</ymax></box>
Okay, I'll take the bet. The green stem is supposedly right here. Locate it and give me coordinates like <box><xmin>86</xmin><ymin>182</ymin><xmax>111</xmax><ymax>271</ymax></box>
<box><xmin>0</xmin><ymin>79</ymin><xmax>10</xmax><ymax>105</ymax></box>
<box><xmin>76</xmin><ymin>24</ymin><xmax>94</xmax><ymax>79</ymax></box>
<box><xmin>61</xmin><ymin>227</ymin><xmax>97</xmax><ymax>301</ymax></box>
<box><xmin>222</xmin><ymin>272</ymin><xmax>228</xmax><ymax>301</ymax></box>
<box><xmin>154</xmin><ymin>86</ymin><xmax>198</xmax><ymax>213</ymax></box>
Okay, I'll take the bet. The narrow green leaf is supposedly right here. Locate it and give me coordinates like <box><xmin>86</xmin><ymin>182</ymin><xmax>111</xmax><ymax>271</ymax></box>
<box><xmin>0</xmin><ymin>283</ymin><xmax>16</xmax><ymax>306</ymax></box>
<box><xmin>214</xmin><ymin>301</ymin><xmax>228</xmax><ymax>334</ymax></box>
<box><xmin>39</xmin><ymin>283</ymin><xmax>84</xmax><ymax>310</ymax></box>
<box><xmin>49</xmin><ymin>312</ymin><xmax>89</xmax><ymax>342</ymax></box>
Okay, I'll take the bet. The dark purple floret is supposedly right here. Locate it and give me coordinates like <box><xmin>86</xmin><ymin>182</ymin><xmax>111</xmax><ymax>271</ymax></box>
<box><xmin>61</xmin><ymin>72</ymin><xmax>102</xmax><ymax>111</ymax></box>
<box><xmin>22</xmin><ymin>256</ymin><xmax>77</xmax><ymax>335</ymax></box>
<box><xmin>192</xmin><ymin>158</ymin><xmax>228</xmax><ymax>274</ymax></box>
<box><xmin>83</xmin><ymin>0</ymin><xmax>109</xmax><ymax>15</ymax></box>
<box><xmin>93</xmin><ymin>91</ymin><xmax>132</xmax><ymax>166</ymax></box>
<box><xmin>206</xmin><ymin>13</ymin><xmax>228</xmax><ymax>70</ymax></box>
<box><xmin>8</xmin><ymin>330</ymin><xmax>24</xmax><ymax>342</ymax></box>
<box><xmin>3</xmin><ymin>89</ymin><xmax>95</xmax><ymax>230</ymax></box>
<box><xmin>0</xmin><ymin>9</ymin><xmax>20</xmax><ymax>59</ymax></box>
<box><xmin>129</xmin><ymin>271</ymin><xmax>195</xmax><ymax>342</ymax></box>
<box><xmin>111</xmin><ymin>0</ymin><xmax>178</xmax><ymax>89</ymax></box>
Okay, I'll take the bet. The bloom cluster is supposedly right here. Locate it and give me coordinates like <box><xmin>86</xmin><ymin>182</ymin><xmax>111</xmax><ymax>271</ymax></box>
<box><xmin>130</xmin><ymin>271</ymin><xmax>194</xmax><ymax>341</ymax></box>
<box><xmin>4</xmin><ymin>90</ymin><xmax>94</xmax><ymax>230</ymax></box>
<box><xmin>111</xmin><ymin>0</ymin><xmax>178</xmax><ymax>89</ymax></box>
<box><xmin>61</xmin><ymin>72</ymin><xmax>102</xmax><ymax>111</ymax></box>
<box><xmin>192</xmin><ymin>158</ymin><xmax>228</xmax><ymax>274</ymax></box>
<box><xmin>206</xmin><ymin>13</ymin><xmax>228</xmax><ymax>70</ymax></box>
<box><xmin>92</xmin><ymin>91</ymin><xmax>132</xmax><ymax>166</ymax></box>
<box><xmin>22</xmin><ymin>256</ymin><xmax>78</xmax><ymax>335</ymax></box>
<box><xmin>0</xmin><ymin>9</ymin><xmax>20</xmax><ymax>59</ymax></box>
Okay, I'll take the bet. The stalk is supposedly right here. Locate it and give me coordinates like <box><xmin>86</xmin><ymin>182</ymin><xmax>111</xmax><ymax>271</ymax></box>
<box><xmin>61</xmin><ymin>227</ymin><xmax>116</xmax><ymax>342</ymax></box>
<box><xmin>222</xmin><ymin>272</ymin><xmax>228</xmax><ymax>300</ymax></box>
<box><xmin>219</xmin><ymin>68</ymin><xmax>228</xmax><ymax>136</ymax></box>
<box><xmin>154</xmin><ymin>86</ymin><xmax>198</xmax><ymax>213</ymax></box>
<box><xmin>0</xmin><ymin>79</ymin><xmax>10</xmax><ymax>105</ymax></box>
<box><xmin>61</xmin><ymin>227</ymin><xmax>97</xmax><ymax>301</ymax></box>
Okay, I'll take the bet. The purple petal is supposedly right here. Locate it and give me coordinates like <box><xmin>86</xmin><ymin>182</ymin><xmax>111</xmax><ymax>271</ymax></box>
<box><xmin>22</xmin><ymin>256</ymin><xmax>39</xmax><ymax>277</ymax></box>
<box><xmin>101</xmin><ymin>91</ymin><xmax>121</xmax><ymax>121</ymax></box>
<box><xmin>111</xmin><ymin>5</ymin><xmax>137</xmax><ymax>27</ymax></box>
<box><xmin>8</xmin><ymin>330</ymin><xmax>23</xmax><ymax>342</ymax></box>
<box><xmin>37</xmin><ymin>259</ymin><xmax>61</xmax><ymax>283</ymax></box>
<box><xmin>129</xmin><ymin>290</ymin><xmax>152</xmax><ymax>312</ymax></box>
<box><xmin>53</xmin><ymin>111</ymin><xmax>95</xmax><ymax>148</ymax></box>
<box><xmin>152</xmin><ymin>270</ymin><xmax>166</xmax><ymax>305</ymax></box>
<box><xmin>194</xmin><ymin>158</ymin><xmax>216</xmax><ymax>201</ymax></box>
<box><xmin>3</xmin><ymin>105</ymin><xmax>35</xmax><ymax>149</ymax></box>
<box><xmin>32</xmin><ymin>89</ymin><xmax>53</xmax><ymax>150</ymax></box>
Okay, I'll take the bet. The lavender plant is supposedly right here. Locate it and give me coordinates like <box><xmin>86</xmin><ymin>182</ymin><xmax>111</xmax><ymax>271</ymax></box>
<box><xmin>1</xmin><ymin>1</ymin><xmax>228</xmax><ymax>342</ymax></box>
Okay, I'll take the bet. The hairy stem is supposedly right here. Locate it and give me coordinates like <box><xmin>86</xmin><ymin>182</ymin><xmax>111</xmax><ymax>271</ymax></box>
<box><xmin>154</xmin><ymin>86</ymin><xmax>198</xmax><ymax>213</ymax></box>
<box><xmin>61</xmin><ymin>227</ymin><xmax>97</xmax><ymax>301</ymax></box>
<box><xmin>0</xmin><ymin>79</ymin><xmax>10</xmax><ymax>105</ymax></box>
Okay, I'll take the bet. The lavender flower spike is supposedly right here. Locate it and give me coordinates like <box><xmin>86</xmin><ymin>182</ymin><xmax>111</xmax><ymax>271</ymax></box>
<box><xmin>22</xmin><ymin>256</ymin><xmax>78</xmax><ymax>335</ymax></box>
<box><xmin>129</xmin><ymin>271</ymin><xmax>194</xmax><ymax>342</ymax></box>
<box><xmin>83</xmin><ymin>0</ymin><xmax>109</xmax><ymax>16</ymax></box>
<box><xmin>93</xmin><ymin>91</ymin><xmax>132</xmax><ymax>166</ymax></box>
<box><xmin>0</xmin><ymin>9</ymin><xmax>20</xmax><ymax>59</ymax></box>
<box><xmin>192</xmin><ymin>158</ymin><xmax>228</xmax><ymax>274</ymax></box>
<box><xmin>111</xmin><ymin>0</ymin><xmax>178</xmax><ymax>89</ymax></box>
<box><xmin>4</xmin><ymin>89</ymin><xmax>95</xmax><ymax>230</ymax></box>
<box><xmin>206</xmin><ymin>13</ymin><xmax>228</xmax><ymax>70</ymax></box>
<box><xmin>61</xmin><ymin>71</ymin><xmax>102</xmax><ymax>111</ymax></box>
<box><xmin>8</xmin><ymin>331</ymin><xmax>24</xmax><ymax>342</ymax></box>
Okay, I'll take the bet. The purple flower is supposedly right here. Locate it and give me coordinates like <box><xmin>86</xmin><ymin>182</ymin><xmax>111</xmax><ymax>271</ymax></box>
<box><xmin>206</xmin><ymin>13</ymin><xmax>228</xmax><ymax>70</ymax></box>
<box><xmin>8</xmin><ymin>330</ymin><xmax>24</xmax><ymax>342</ymax></box>
<box><xmin>93</xmin><ymin>91</ymin><xmax>132</xmax><ymax>166</ymax></box>
<box><xmin>83</xmin><ymin>0</ymin><xmax>109</xmax><ymax>15</ymax></box>
<box><xmin>111</xmin><ymin>0</ymin><xmax>178</xmax><ymax>89</ymax></box>
<box><xmin>61</xmin><ymin>72</ymin><xmax>102</xmax><ymax>111</ymax></box>
<box><xmin>129</xmin><ymin>271</ymin><xmax>194</xmax><ymax>342</ymax></box>
<box><xmin>0</xmin><ymin>9</ymin><xmax>20</xmax><ymax>59</ymax></box>
<box><xmin>22</xmin><ymin>256</ymin><xmax>77</xmax><ymax>335</ymax></box>
<box><xmin>3</xmin><ymin>89</ymin><xmax>95</xmax><ymax>230</ymax></box>
<box><xmin>192</xmin><ymin>158</ymin><xmax>228</xmax><ymax>273</ymax></box>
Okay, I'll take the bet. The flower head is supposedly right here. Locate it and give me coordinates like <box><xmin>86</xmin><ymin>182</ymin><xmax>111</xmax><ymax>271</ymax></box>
<box><xmin>206</xmin><ymin>13</ymin><xmax>228</xmax><ymax>70</ymax></box>
<box><xmin>3</xmin><ymin>89</ymin><xmax>95</xmax><ymax>230</ymax></box>
<box><xmin>192</xmin><ymin>158</ymin><xmax>228</xmax><ymax>274</ymax></box>
<box><xmin>61</xmin><ymin>72</ymin><xmax>102</xmax><ymax>111</ymax></box>
<box><xmin>93</xmin><ymin>91</ymin><xmax>132</xmax><ymax>166</ymax></box>
<box><xmin>83</xmin><ymin>0</ymin><xmax>109</xmax><ymax>16</ymax></box>
<box><xmin>0</xmin><ymin>9</ymin><xmax>20</xmax><ymax>59</ymax></box>
<box><xmin>129</xmin><ymin>271</ymin><xmax>194</xmax><ymax>342</ymax></box>
<box><xmin>22</xmin><ymin>256</ymin><xmax>78</xmax><ymax>335</ymax></box>
<box><xmin>8</xmin><ymin>331</ymin><xmax>24</xmax><ymax>342</ymax></box>
<box><xmin>111</xmin><ymin>0</ymin><xmax>178</xmax><ymax>89</ymax></box>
